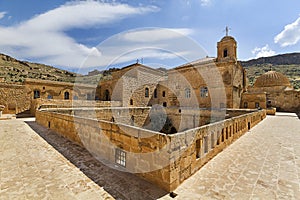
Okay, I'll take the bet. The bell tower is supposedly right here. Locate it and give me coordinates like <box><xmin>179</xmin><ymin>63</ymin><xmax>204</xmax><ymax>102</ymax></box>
<box><xmin>217</xmin><ymin>26</ymin><xmax>237</xmax><ymax>62</ymax></box>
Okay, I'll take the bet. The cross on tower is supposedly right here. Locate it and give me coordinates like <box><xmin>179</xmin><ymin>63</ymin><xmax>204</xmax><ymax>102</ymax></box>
<box><xmin>225</xmin><ymin>26</ymin><xmax>231</xmax><ymax>36</ymax></box>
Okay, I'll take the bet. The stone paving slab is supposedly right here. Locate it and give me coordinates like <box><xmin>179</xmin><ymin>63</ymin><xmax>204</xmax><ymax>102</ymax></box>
<box><xmin>0</xmin><ymin>118</ymin><xmax>114</xmax><ymax>200</ymax></box>
<box><xmin>0</xmin><ymin>118</ymin><xmax>168</xmax><ymax>200</ymax></box>
<box><xmin>159</xmin><ymin>113</ymin><xmax>300</xmax><ymax>199</ymax></box>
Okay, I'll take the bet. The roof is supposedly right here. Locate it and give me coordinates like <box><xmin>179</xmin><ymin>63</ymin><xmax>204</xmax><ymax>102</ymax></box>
<box><xmin>253</xmin><ymin>71</ymin><xmax>291</xmax><ymax>88</ymax></box>
<box><xmin>170</xmin><ymin>57</ymin><xmax>216</xmax><ymax>71</ymax></box>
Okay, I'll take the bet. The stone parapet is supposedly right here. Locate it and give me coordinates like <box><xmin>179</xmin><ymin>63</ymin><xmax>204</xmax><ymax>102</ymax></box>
<box><xmin>36</xmin><ymin>108</ymin><xmax>266</xmax><ymax>192</ymax></box>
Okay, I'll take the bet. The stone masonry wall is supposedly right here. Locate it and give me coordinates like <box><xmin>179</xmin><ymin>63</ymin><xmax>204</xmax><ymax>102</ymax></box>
<box><xmin>36</xmin><ymin>108</ymin><xmax>266</xmax><ymax>192</ymax></box>
<box><xmin>0</xmin><ymin>83</ymin><xmax>31</xmax><ymax>114</ymax></box>
<box><xmin>167</xmin><ymin>109</ymin><xmax>266</xmax><ymax>191</ymax></box>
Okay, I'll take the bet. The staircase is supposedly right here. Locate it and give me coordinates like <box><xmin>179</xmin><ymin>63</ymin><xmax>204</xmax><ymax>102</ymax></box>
<box><xmin>16</xmin><ymin>109</ymin><xmax>34</xmax><ymax>118</ymax></box>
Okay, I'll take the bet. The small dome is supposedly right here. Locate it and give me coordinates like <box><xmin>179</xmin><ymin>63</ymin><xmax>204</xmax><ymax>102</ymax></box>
<box><xmin>220</xmin><ymin>36</ymin><xmax>236</xmax><ymax>42</ymax></box>
<box><xmin>254</xmin><ymin>71</ymin><xmax>291</xmax><ymax>88</ymax></box>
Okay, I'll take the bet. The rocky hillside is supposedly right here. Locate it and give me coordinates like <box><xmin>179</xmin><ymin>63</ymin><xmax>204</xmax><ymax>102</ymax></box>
<box><xmin>241</xmin><ymin>53</ymin><xmax>300</xmax><ymax>89</ymax></box>
<box><xmin>0</xmin><ymin>54</ymin><xmax>79</xmax><ymax>83</ymax></box>
<box><xmin>241</xmin><ymin>53</ymin><xmax>300</xmax><ymax>66</ymax></box>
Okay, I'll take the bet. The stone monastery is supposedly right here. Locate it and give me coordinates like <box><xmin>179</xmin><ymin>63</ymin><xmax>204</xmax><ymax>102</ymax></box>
<box><xmin>0</xmin><ymin>34</ymin><xmax>299</xmax><ymax>191</ymax></box>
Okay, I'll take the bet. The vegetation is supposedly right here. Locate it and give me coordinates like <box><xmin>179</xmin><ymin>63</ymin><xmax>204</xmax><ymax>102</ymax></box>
<box><xmin>242</xmin><ymin>53</ymin><xmax>300</xmax><ymax>89</ymax></box>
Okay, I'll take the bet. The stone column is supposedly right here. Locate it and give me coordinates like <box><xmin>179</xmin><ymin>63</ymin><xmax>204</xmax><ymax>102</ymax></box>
<box><xmin>0</xmin><ymin>105</ymin><xmax>4</xmax><ymax>117</ymax></box>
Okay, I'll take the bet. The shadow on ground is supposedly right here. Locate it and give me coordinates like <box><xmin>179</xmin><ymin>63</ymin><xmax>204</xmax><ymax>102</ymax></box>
<box><xmin>25</xmin><ymin>121</ymin><xmax>168</xmax><ymax>200</ymax></box>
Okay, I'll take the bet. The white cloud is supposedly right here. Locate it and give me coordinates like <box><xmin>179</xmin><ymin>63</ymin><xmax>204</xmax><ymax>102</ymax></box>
<box><xmin>76</xmin><ymin>26</ymin><xmax>206</xmax><ymax>71</ymax></box>
<box><xmin>122</xmin><ymin>28</ymin><xmax>194</xmax><ymax>42</ymax></box>
<box><xmin>0</xmin><ymin>12</ymin><xmax>7</xmax><ymax>20</ymax></box>
<box><xmin>0</xmin><ymin>1</ymin><xmax>158</xmax><ymax>68</ymax></box>
<box><xmin>274</xmin><ymin>16</ymin><xmax>300</xmax><ymax>47</ymax></box>
<box><xmin>252</xmin><ymin>45</ymin><xmax>275</xmax><ymax>58</ymax></box>
<box><xmin>200</xmin><ymin>0</ymin><xmax>212</xmax><ymax>6</ymax></box>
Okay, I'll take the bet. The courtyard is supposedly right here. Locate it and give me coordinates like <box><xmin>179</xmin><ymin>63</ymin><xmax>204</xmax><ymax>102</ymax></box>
<box><xmin>0</xmin><ymin>112</ymin><xmax>299</xmax><ymax>199</ymax></box>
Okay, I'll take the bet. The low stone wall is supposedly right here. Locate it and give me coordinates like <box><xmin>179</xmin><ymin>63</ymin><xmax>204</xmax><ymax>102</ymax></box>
<box><xmin>36</xmin><ymin>108</ymin><xmax>266</xmax><ymax>192</ymax></box>
<box><xmin>167</xmin><ymin>109</ymin><xmax>266</xmax><ymax>190</ymax></box>
<box><xmin>31</xmin><ymin>99</ymin><xmax>122</xmax><ymax>115</ymax></box>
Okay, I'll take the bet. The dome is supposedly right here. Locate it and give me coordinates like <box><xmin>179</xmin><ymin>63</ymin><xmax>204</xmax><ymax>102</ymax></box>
<box><xmin>220</xmin><ymin>36</ymin><xmax>236</xmax><ymax>42</ymax></box>
<box><xmin>253</xmin><ymin>71</ymin><xmax>291</xmax><ymax>88</ymax></box>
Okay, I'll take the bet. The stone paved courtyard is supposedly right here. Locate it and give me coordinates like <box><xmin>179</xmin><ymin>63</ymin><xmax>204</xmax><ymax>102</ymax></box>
<box><xmin>161</xmin><ymin>113</ymin><xmax>300</xmax><ymax>200</ymax></box>
<box><xmin>0</xmin><ymin>113</ymin><xmax>299</xmax><ymax>199</ymax></box>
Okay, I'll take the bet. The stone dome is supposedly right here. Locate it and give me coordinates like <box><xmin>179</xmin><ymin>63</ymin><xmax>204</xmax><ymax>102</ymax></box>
<box><xmin>220</xmin><ymin>36</ymin><xmax>236</xmax><ymax>42</ymax></box>
<box><xmin>253</xmin><ymin>71</ymin><xmax>291</xmax><ymax>88</ymax></box>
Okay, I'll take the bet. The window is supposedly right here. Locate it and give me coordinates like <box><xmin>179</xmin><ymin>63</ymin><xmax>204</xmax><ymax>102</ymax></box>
<box><xmin>163</xmin><ymin>102</ymin><xmax>167</xmax><ymax>107</ymax></box>
<box><xmin>196</xmin><ymin>139</ymin><xmax>201</xmax><ymax>159</ymax></box>
<box><xmin>87</xmin><ymin>93</ymin><xmax>92</xmax><ymax>100</ymax></box>
<box><xmin>64</xmin><ymin>91</ymin><xmax>70</xmax><ymax>100</ymax></box>
<box><xmin>115</xmin><ymin>148</ymin><xmax>126</xmax><ymax>167</ymax></box>
<box><xmin>154</xmin><ymin>89</ymin><xmax>157</xmax><ymax>98</ymax></box>
<box><xmin>47</xmin><ymin>95</ymin><xmax>53</xmax><ymax>99</ymax></box>
<box><xmin>220</xmin><ymin>103</ymin><xmax>225</xmax><ymax>108</ymax></box>
<box><xmin>255</xmin><ymin>102</ymin><xmax>260</xmax><ymax>108</ymax></box>
<box><xmin>211</xmin><ymin>132</ymin><xmax>214</xmax><ymax>148</ymax></box>
<box><xmin>130</xmin><ymin>99</ymin><xmax>133</xmax><ymax>105</ymax></box>
<box><xmin>73</xmin><ymin>95</ymin><xmax>78</xmax><ymax>100</ymax></box>
<box><xmin>204</xmin><ymin>136</ymin><xmax>208</xmax><ymax>153</ymax></box>
<box><xmin>200</xmin><ymin>87</ymin><xmax>208</xmax><ymax>98</ymax></box>
<box><xmin>244</xmin><ymin>102</ymin><xmax>248</xmax><ymax>108</ymax></box>
<box><xmin>33</xmin><ymin>90</ymin><xmax>40</xmax><ymax>99</ymax></box>
<box><xmin>185</xmin><ymin>88</ymin><xmax>191</xmax><ymax>98</ymax></box>
<box><xmin>223</xmin><ymin>49</ymin><xmax>228</xmax><ymax>57</ymax></box>
<box><xmin>145</xmin><ymin>87</ymin><xmax>149</xmax><ymax>98</ymax></box>
<box><xmin>162</xmin><ymin>91</ymin><xmax>166</xmax><ymax>97</ymax></box>
<box><xmin>104</xmin><ymin>90</ymin><xmax>110</xmax><ymax>101</ymax></box>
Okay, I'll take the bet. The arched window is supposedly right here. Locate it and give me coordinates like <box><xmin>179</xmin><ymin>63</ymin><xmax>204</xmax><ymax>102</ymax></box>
<box><xmin>200</xmin><ymin>87</ymin><xmax>208</xmax><ymax>98</ymax></box>
<box><xmin>185</xmin><ymin>88</ymin><xmax>191</xmax><ymax>98</ymax></box>
<box><xmin>130</xmin><ymin>99</ymin><xmax>133</xmax><ymax>105</ymax></box>
<box><xmin>145</xmin><ymin>87</ymin><xmax>149</xmax><ymax>98</ymax></box>
<box><xmin>86</xmin><ymin>93</ymin><xmax>92</xmax><ymax>100</ymax></box>
<box><xmin>223</xmin><ymin>49</ymin><xmax>228</xmax><ymax>57</ymax></box>
<box><xmin>154</xmin><ymin>89</ymin><xmax>157</xmax><ymax>98</ymax></box>
<box><xmin>104</xmin><ymin>89</ymin><xmax>110</xmax><ymax>101</ymax></box>
<box><xmin>64</xmin><ymin>91</ymin><xmax>70</xmax><ymax>100</ymax></box>
<box><xmin>33</xmin><ymin>90</ymin><xmax>40</xmax><ymax>99</ymax></box>
<box><xmin>244</xmin><ymin>102</ymin><xmax>248</xmax><ymax>108</ymax></box>
<box><xmin>162</xmin><ymin>91</ymin><xmax>166</xmax><ymax>97</ymax></box>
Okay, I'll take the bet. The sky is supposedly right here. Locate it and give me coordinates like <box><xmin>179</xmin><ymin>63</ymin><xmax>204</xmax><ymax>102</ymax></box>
<box><xmin>0</xmin><ymin>0</ymin><xmax>300</xmax><ymax>73</ymax></box>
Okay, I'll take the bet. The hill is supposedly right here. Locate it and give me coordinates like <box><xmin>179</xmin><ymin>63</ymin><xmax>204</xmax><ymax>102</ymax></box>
<box><xmin>241</xmin><ymin>53</ymin><xmax>300</xmax><ymax>89</ymax></box>
<box><xmin>1</xmin><ymin>52</ymin><xmax>299</xmax><ymax>89</ymax></box>
<box><xmin>0</xmin><ymin>53</ymin><xmax>80</xmax><ymax>83</ymax></box>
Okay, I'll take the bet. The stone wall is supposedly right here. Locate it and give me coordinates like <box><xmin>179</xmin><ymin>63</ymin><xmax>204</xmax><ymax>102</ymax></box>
<box><xmin>0</xmin><ymin>83</ymin><xmax>31</xmax><ymax>114</ymax></box>
<box><xmin>31</xmin><ymin>99</ymin><xmax>122</xmax><ymax>115</ymax></box>
<box><xmin>167</xmin><ymin>109</ymin><xmax>266</xmax><ymax>190</ymax></box>
<box><xmin>24</xmin><ymin>78</ymin><xmax>96</xmax><ymax>101</ymax></box>
<box><xmin>241</xmin><ymin>92</ymin><xmax>267</xmax><ymax>109</ymax></box>
<box><xmin>36</xmin><ymin>108</ymin><xmax>266</xmax><ymax>192</ymax></box>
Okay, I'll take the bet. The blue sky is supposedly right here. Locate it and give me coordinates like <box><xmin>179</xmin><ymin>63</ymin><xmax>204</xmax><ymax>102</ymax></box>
<box><xmin>0</xmin><ymin>0</ymin><xmax>300</xmax><ymax>73</ymax></box>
